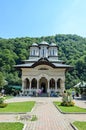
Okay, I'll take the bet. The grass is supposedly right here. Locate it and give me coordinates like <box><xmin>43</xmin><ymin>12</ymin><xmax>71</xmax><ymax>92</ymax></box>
<box><xmin>0</xmin><ymin>101</ymin><xmax>35</xmax><ymax>113</ymax></box>
<box><xmin>73</xmin><ymin>121</ymin><xmax>86</xmax><ymax>130</ymax></box>
<box><xmin>0</xmin><ymin>122</ymin><xmax>24</xmax><ymax>130</ymax></box>
<box><xmin>30</xmin><ymin>115</ymin><xmax>38</xmax><ymax>121</ymax></box>
<box><xmin>54</xmin><ymin>101</ymin><xmax>86</xmax><ymax>113</ymax></box>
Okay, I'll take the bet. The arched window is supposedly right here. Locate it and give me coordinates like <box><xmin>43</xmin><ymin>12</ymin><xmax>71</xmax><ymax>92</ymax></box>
<box><xmin>53</xmin><ymin>49</ymin><xmax>54</xmax><ymax>55</ymax></box>
<box><xmin>43</xmin><ymin>48</ymin><xmax>44</xmax><ymax>57</ymax></box>
<box><xmin>24</xmin><ymin>78</ymin><xmax>29</xmax><ymax>89</ymax></box>
<box><xmin>31</xmin><ymin>78</ymin><xmax>37</xmax><ymax>89</ymax></box>
<box><xmin>57</xmin><ymin>79</ymin><xmax>61</xmax><ymax>89</ymax></box>
<box><xmin>50</xmin><ymin>78</ymin><xmax>55</xmax><ymax>89</ymax></box>
<box><xmin>33</xmin><ymin>50</ymin><xmax>35</xmax><ymax>55</ymax></box>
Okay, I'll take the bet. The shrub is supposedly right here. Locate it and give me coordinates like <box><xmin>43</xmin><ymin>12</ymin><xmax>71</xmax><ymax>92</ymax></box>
<box><xmin>61</xmin><ymin>91</ymin><xmax>75</xmax><ymax>106</ymax></box>
<box><xmin>0</xmin><ymin>103</ymin><xmax>8</xmax><ymax>108</ymax></box>
<box><xmin>0</xmin><ymin>97</ymin><xmax>8</xmax><ymax>108</ymax></box>
<box><xmin>0</xmin><ymin>97</ymin><xmax>4</xmax><ymax>104</ymax></box>
<box><xmin>61</xmin><ymin>101</ymin><xmax>75</xmax><ymax>106</ymax></box>
<box><xmin>30</xmin><ymin>115</ymin><xmax>38</xmax><ymax>121</ymax></box>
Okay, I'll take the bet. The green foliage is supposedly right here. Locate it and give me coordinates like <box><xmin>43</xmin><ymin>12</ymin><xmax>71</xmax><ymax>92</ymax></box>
<box><xmin>0</xmin><ymin>103</ymin><xmax>8</xmax><ymax>108</ymax></box>
<box><xmin>0</xmin><ymin>72</ymin><xmax>5</xmax><ymax>88</ymax></box>
<box><xmin>61</xmin><ymin>91</ymin><xmax>75</xmax><ymax>106</ymax></box>
<box><xmin>0</xmin><ymin>97</ymin><xmax>8</xmax><ymax>108</ymax></box>
<box><xmin>30</xmin><ymin>115</ymin><xmax>38</xmax><ymax>121</ymax></box>
<box><xmin>0</xmin><ymin>35</ymin><xmax>86</xmax><ymax>88</ymax></box>
<box><xmin>0</xmin><ymin>97</ymin><xmax>4</xmax><ymax>104</ymax></box>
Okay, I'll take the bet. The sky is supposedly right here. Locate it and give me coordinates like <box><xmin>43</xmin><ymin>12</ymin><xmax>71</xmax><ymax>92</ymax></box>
<box><xmin>0</xmin><ymin>0</ymin><xmax>86</xmax><ymax>38</ymax></box>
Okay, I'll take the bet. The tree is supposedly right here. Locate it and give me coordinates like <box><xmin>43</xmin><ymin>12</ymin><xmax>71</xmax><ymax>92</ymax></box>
<box><xmin>0</xmin><ymin>72</ymin><xmax>5</xmax><ymax>88</ymax></box>
<box><xmin>0</xmin><ymin>34</ymin><xmax>86</xmax><ymax>87</ymax></box>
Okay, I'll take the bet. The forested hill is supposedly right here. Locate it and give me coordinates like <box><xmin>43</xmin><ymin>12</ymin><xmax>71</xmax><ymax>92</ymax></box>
<box><xmin>0</xmin><ymin>34</ymin><xmax>86</xmax><ymax>88</ymax></box>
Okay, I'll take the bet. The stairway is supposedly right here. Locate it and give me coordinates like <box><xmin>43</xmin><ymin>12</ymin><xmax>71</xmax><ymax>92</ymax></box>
<box><xmin>39</xmin><ymin>93</ymin><xmax>48</xmax><ymax>97</ymax></box>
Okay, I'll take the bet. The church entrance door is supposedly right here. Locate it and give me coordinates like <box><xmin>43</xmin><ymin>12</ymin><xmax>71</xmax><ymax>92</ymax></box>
<box><xmin>41</xmin><ymin>82</ymin><xmax>46</xmax><ymax>93</ymax></box>
<box><xmin>39</xmin><ymin>77</ymin><xmax>47</xmax><ymax>94</ymax></box>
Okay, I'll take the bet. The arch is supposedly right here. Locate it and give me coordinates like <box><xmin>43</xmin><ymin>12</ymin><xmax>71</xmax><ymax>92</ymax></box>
<box><xmin>57</xmin><ymin>78</ymin><xmax>62</xmax><ymax>89</ymax></box>
<box><xmin>24</xmin><ymin>78</ymin><xmax>30</xmax><ymax>89</ymax></box>
<box><xmin>39</xmin><ymin>77</ymin><xmax>48</xmax><ymax>93</ymax></box>
<box><xmin>49</xmin><ymin>78</ymin><xmax>55</xmax><ymax>89</ymax></box>
<box><xmin>31</xmin><ymin>78</ymin><xmax>37</xmax><ymax>89</ymax></box>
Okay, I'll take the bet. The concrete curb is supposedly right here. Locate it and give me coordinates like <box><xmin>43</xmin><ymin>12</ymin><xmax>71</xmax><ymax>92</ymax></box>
<box><xmin>30</xmin><ymin>102</ymin><xmax>36</xmax><ymax>113</ymax></box>
<box><xmin>70</xmin><ymin>123</ymin><xmax>78</xmax><ymax>130</ymax></box>
<box><xmin>0</xmin><ymin>112</ymin><xmax>27</xmax><ymax>115</ymax></box>
<box><xmin>23</xmin><ymin>124</ymin><xmax>27</xmax><ymax>130</ymax></box>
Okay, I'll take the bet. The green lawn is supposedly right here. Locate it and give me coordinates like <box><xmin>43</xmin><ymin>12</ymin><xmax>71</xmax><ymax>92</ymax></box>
<box><xmin>73</xmin><ymin>121</ymin><xmax>86</xmax><ymax>130</ymax></box>
<box><xmin>54</xmin><ymin>101</ymin><xmax>86</xmax><ymax>113</ymax></box>
<box><xmin>0</xmin><ymin>101</ymin><xmax>35</xmax><ymax>113</ymax></box>
<box><xmin>0</xmin><ymin>122</ymin><xmax>24</xmax><ymax>130</ymax></box>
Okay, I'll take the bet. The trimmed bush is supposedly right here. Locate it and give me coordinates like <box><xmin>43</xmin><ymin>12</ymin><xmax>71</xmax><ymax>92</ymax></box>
<box><xmin>0</xmin><ymin>103</ymin><xmax>8</xmax><ymax>108</ymax></box>
<box><xmin>61</xmin><ymin>101</ymin><xmax>75</xmax><ymax>106</ymax></box>
<box><xmin>0</xmin><ymin>97</ymin><xmax>4</xmax><ymax>104</ymax></box>
<box><xmin>0</xmin><ymin>97</ymin><xmax>8</xmax><ymax>108</ymax></box>
<box><xmin>61</xmin><ymin>91</ymin><xmax>75</xmax><ymax>106</ymax></box>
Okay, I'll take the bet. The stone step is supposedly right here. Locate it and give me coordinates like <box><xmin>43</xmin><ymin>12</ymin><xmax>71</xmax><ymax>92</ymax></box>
<box><xmin>38</xmin><ymin>93</ymin><xmax>48</xmax><ymax>97</ymax></box>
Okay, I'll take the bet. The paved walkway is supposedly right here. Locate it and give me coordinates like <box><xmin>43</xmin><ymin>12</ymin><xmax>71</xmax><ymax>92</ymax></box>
<box><xmin>26</xmin><ymin>99</ymin><xmax>73</xmax><ymax>130</ymax></box>
<box><xmin>0</xmin><ymin>97</ymin><xmax>86</xmax><ymax>130</ymax></box>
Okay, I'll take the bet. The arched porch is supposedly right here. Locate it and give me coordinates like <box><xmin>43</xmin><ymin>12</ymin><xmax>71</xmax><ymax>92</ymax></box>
<box><xmin>22</xmin><ymin>76</ymin><xmax>64</xmax><ymax>96</ymax></box>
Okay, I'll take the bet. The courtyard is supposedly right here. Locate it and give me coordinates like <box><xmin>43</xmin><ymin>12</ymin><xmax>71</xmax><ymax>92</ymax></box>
<box><xmin>0</xmin><ymin>97</ymin><xmax>86</xmax><ymax>130</ymax></box>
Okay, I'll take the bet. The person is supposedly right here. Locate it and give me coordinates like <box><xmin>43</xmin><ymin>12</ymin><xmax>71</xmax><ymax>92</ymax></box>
<box><xmin>1</xmin><ymin>88</ymin><xmax>5</xmax><ymax>96</ymax></box>
<box><xmin>41</xmin><ymin>87</ymin><xmax>44</xmax><ymax>93</ymax></box>
<box><xmin>38</xmin><ymin>88</ymin><xmax>42</xmax><ymax>95</ymax></box>
<box><xmin>72</xmin><ymin>90</ymin><xmax>75</xmax><ymax>99</ymax></box>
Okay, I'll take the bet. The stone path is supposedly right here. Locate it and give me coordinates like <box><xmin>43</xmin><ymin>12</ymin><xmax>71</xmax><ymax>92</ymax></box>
<box><xmin>0</xmin><ymin>97</ymin><xmax>86</xmax><ymax>130</ymax></box>
<box><xmin>26</xmin><ymin>100</ymin><xmax>73</xmax><ymax>130</ymax></box>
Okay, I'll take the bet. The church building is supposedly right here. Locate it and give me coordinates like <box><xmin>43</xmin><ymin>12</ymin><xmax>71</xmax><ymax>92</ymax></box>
<box><xmin>15</xmin><ymin>41</ymin><xmax>71</xmax><ymax>96</ymax></box>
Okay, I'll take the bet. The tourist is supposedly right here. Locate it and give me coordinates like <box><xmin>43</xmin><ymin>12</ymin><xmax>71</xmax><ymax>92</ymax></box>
<box><xmin>1</xmin><ymin>88</ymin><xmax>5</xmax><ymax>96</ymax></box>
<box><xmin>72</xmin><ymin>90</ymin><xmax>75</xmax><ymax>99</ymax></box>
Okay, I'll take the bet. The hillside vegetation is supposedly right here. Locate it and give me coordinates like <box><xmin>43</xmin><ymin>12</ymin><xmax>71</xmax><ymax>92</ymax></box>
<box><xmin>0</xmin><ymin>34</ymin><xmax>86</xmax><ymax>89</ymax></box>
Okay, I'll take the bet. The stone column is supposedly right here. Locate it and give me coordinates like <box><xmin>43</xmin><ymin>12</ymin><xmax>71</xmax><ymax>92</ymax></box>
<box><xmin>28</xmin><ymin>79</ymin><xmax>32</xmax><ymax>96</ymax></box>
<box><xmin>36</xmin><ymin>80</ymin><xmax>39</xmax><ymax>96</ymax></box>
<box><xmin>22</xmin><ymin>79</ymin><xmax>26</xmax><ymax>96</ymax></box>
<box><xmin>22</xmin><ymin>80</ymin><xmax>25</xmax><ymax>91</ymax></box>
<box><xmin>47</xmin><ymin>80</ymin><xmax>50</xmax><ymax>97</ymax></box>
<box><xmin>48</xmin><ymin>80</ymin><xmax>49</xmax><ymax>90</ymax></box>
<box><xmin>29</xmin><ymin>80</ymin><xmax>31</xmax><ymax>90</ymax></box>
<box><xmin>55</xmin><ymin>80</ymin><xmax>57</xmax><ymax>92</ymax></box>
<box><xmin>61</xmin><ymin>80</ymin><xmax>65</xmax><ymax>95</ymax></box>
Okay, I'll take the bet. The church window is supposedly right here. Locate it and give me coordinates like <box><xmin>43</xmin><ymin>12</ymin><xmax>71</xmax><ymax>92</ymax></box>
<box><xmin>53</xmin><ymin>49</ymin><xmax>54</xmax><ymax>55</ymax></box>
<box><xmin>43</xmin><ymin>48</ymin><xmax>44</xmax><ymax>57</ymax></box>
<box><xmin>50</xmin><ymin>50</ymin><xmax>51</xmax><ymax>56</ymax></box>
<box><xmin>33</xmin><ymin>50</ymin><xmax>35</xmax><ymax>55</ymax></box>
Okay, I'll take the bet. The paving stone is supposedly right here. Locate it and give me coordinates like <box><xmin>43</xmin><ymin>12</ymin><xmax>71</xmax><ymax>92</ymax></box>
<box><xmin>0</xmin><ymin>97</ymin><xmax>86</xmax><ymax>130</ymax></box>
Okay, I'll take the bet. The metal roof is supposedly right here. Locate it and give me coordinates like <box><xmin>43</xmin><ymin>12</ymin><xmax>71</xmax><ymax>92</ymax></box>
<box><xmin>32</xmin><ymin>43</ymin><xmax>38</xmax><ymax>46</ymax></box>
<box><xmin>39</xmin><ymin>41</ymin><xmax>49</xmax><ymax>46</ymax></box>
<box><xmin>52</xmin><ymin>63</ymin><xmax>71</xmax><ymax>67</ymax></box>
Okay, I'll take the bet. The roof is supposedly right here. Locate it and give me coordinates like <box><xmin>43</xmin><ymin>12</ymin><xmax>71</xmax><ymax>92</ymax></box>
<box><xmin>50</xmin><ymin>43</ymin><xmax>58</xmax><ymax>47</ymax></box>
<box><xmin>15</xmin><ymin>57</ymin><xmax>72</xmax><ymax>70</ymax></box>
<box><xmin>15</xmin><ymin>63</ymin><xmax>34</xmax><ymax>68</ymax></box>
<box><xmin>39</xmin><ymin>41</ymin><xmax>49</xmax><ymax>46</ymax></box>
<box><xmin>32</xmin><ymin>43</ymin><xmax>38</xmax><ymax>46</ymax></box>
<box><xmin>74</xmin><ymin>81</ymin><xmax>86</xmax><ymax>88</ymax></box>
<box><xmin>53</xmin><ymin>63</ymin><xmax>71</xmax><ymax>68</ymax></box>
